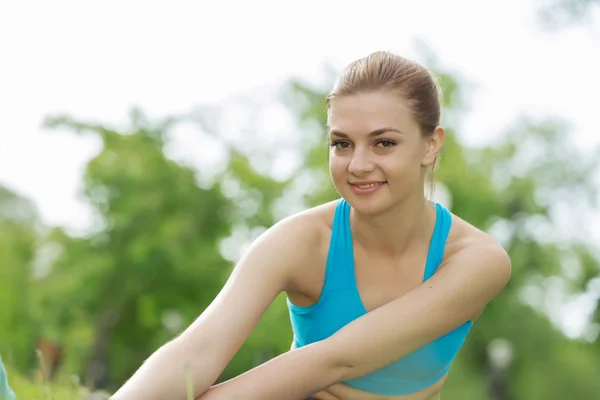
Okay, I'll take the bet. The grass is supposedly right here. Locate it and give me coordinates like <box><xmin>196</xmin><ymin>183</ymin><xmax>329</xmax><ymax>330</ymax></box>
<box><xmin>4</xmin><ymin>355</ymin><xmax>200</xmax><ymax>400</ymax></box>
<box><xmin>6</xmin><ymin>366</ymin><xmax>89</xmax><ymax>400</ymax></box>
<box><xmin>3</xmin><ymin>351</ymin><xmax>111</xmax><ymax>400</ymax></box>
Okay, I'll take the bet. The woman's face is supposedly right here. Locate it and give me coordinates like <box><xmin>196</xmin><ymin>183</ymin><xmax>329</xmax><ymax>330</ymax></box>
<box><xmin>327</xmin><ymin>91</ymin><xmax>443</xmax><ymax>215</ymax></box>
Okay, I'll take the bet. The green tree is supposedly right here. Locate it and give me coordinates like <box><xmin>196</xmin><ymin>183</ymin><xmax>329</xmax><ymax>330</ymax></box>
<box><xmin>33</xmin><ymin>108</ymin><xmax>294</xmax><ymax>390</ymax></box>
<box><xmin>37</xmin><ymin>110</ymin><xmax>236</xmax><ymax>388</ymax></box>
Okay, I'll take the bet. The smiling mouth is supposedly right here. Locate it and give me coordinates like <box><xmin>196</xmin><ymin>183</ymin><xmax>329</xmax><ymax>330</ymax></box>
<box><xmin>351</xmin><ymin>182</ymin><xmax>387</xmax><ymax>189</ymax></box>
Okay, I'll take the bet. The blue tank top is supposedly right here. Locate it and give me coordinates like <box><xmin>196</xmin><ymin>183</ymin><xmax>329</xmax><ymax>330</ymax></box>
<box><xmin>286</xmin><ymin>199</ymin><xmax>473</xmax><ymax>396</ymax></box>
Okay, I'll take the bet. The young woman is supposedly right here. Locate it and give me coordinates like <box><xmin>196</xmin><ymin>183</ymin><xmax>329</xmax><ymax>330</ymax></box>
<box><xmin>111</xmin><ymin>51</ymin><xmax>511</xmax><ymax>400</ymax></box>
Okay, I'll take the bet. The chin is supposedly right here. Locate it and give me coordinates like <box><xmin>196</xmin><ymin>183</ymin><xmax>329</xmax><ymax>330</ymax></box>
<box><xmin>341</xmin><ymin>192</ymin><xmax>394</xmax><ymax>216</ymax></box>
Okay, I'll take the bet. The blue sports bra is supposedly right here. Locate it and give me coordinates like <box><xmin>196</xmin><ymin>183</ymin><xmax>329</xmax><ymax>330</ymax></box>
<box><xmin>286</xmin><ymin>199</ymin><xmax>473</xmax><ymax>396</ymax></box>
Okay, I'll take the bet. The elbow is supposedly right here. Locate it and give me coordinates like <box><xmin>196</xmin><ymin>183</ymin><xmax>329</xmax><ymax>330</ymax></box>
<box><xmin>337</xmin><ymin>361</ymin><xmax>362</xmax><ymax>382</ymax></box>
<box><xmin>320</xmin><ymin>333</ymin><xmax>377</xmax><ymax>382</ymax></box>
<box><xmin>333</xmin><ymin>355</ymin><xmax>376</xmax><ymax>382</ymax></box>
<box><xmin>317</xmin><ymin>338</ymin><xmax>356</xmax><ymax>383</ymax></box>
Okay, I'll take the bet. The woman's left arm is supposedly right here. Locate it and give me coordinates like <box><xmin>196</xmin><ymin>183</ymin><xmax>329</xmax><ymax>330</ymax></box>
<box><xmin>197</xmin><ymin>242</ymin><xmax>511</xmax><ymax>400</ymax></box>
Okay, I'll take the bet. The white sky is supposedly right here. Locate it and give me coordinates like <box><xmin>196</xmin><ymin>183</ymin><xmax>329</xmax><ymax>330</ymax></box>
<box><xmin>1</xmin><ymin>1</ymin><xmax>599</xmax><ymax>335</ymax></box>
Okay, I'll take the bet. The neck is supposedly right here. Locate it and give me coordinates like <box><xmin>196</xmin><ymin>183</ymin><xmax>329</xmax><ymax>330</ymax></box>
<box><xmin>350</xmin><ymin>193</ymin><xmax>437</xmax><ymax>257</ymax></box>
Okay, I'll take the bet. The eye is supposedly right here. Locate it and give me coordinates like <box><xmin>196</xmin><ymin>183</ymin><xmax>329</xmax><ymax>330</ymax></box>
<box><xmin>330</xmin><ymin>140</ymin><xmax>351</xmax><ymax>149</ymax></box>
<box><xmin>375</xmin><ymin>139</ymin><xmax>396</xmax><ymax>148</ymax></box>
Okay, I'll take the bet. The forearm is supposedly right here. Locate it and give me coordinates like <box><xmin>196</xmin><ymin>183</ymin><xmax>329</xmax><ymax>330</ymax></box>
<box><xmin>197</xmin><ymin>342</ymin><xmax>345</xmax><ymax>400</ymax></box>
<box><xmin>111</xmin><ymin>339</ymin><xmax>222</xmax><ymax>400</ymax></box>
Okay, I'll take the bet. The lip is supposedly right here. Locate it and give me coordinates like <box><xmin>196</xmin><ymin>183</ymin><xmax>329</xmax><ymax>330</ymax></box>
<box><xmin>349</xmin><ymin>181</ymin><xmax>387</xmax><ymax>195</ymax></box>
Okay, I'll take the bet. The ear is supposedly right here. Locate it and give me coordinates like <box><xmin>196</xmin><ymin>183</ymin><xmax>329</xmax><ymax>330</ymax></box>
<box><xmin>421</xmin><ymin>126</ymin><xmax>445</xmax><ymax>167</ymax></box>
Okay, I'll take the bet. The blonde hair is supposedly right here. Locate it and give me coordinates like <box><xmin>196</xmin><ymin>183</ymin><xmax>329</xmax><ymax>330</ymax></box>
<box><xmin>326</xmin><ymin>51</ymin><xmax>442</xmax><ymax>198</ymax></box>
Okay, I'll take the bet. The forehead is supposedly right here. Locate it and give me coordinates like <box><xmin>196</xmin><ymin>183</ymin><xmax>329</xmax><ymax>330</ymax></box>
<box><xmin>327</xmin><ymin>91</ymin><xmax>418</xmax><ymax>135</ymax></box>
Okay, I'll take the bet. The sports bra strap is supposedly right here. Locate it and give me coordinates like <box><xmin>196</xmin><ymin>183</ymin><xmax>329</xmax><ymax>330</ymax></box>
<box><xmin>322</xmin><ymin>199</ymin><xmax>355</xmax><ymax>292</ymax></box>
<box><xmin>423</xmin><ymin>202</ymin><xmax>452</xmax><ymax>281</ymax></box>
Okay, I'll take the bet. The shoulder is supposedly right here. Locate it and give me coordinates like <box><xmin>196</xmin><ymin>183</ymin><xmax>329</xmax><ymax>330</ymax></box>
<box><xmin>446</xmin><ymin>212</ymin><xmax>509</xmax><ymax>260</ymax></box>
<box><xmin>247</xmin><ymin>200</ymin><xmax>337</xmax><ymax>286</ymax></box>
<box><xmin>262</xmin><ymin>200</ymin><xmax>335</xmax><ymax>246</ymax></box>
<box><xmin>443</xmin><ymin>213</ymin><xmax>512</xmax><ymax>297</ymax></box>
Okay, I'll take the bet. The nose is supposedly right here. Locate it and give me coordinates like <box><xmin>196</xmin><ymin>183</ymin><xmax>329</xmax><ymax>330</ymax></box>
<box><xmin>347</xmin><ymin>147</ymin><xmax>375</xmax><ymax>176</ymax></box>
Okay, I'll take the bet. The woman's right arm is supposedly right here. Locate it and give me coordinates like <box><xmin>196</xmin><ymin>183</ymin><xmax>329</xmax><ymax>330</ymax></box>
<box><xmin>110</xmin><ymin>212</ymin><xmax>321</xmax><ymax>400</ymax></box>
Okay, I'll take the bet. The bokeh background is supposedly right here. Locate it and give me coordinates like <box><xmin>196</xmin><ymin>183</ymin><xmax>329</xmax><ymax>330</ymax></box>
<box><xmin>1</xmin><ymin>1</ymin><xmax>599</xmax><ymax>399</ymax></box>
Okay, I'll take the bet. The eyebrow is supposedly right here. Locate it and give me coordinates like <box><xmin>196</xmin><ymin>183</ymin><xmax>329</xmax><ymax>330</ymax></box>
<box><xmin>328</xmin><ymin>127</ymin><xmax>404</xmax><ymax>137</ymax></box>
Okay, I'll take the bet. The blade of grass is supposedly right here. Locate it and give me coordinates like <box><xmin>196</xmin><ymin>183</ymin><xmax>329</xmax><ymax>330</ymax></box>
<box><xmin>185</xmin><ymin>363</ymin><xmax>193</xmax><ymax>400</ymax></box>
<box><xmin>35</xmin><ymin>349</ymin><xmax>52</xmax><ymax>400</ymax></box>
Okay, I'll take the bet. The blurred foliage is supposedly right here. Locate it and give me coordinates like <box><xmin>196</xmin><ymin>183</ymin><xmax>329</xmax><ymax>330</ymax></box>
<box><xmin>39</xmin><ymin>113</ymin><xmax>233</xmax><ymax>388</ymax></box>
<box><xmin>0</xmin><ymin>188</ymin><xmax>39</xmax><ymax>371</ymax></box>
<box><xmin>2</xmin><ymin>1</ymin><xmax>600</xmax><ymax>398</ymax></box>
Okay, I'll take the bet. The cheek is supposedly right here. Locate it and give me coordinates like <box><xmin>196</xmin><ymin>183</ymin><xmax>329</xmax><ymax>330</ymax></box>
<box><xmin>330</xmin><ymin>154</ymin><xmax>356</xmax><ymax>191</ymax></box>
<box><xmin>329</xmin><ymin>154</ymin><xmax>346</xmax><ymax>176</ymax></box>
<box><xmin>381</xmin><ymin>151</ymin><xmax>422</xmax><ymax>180</ymax></box>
